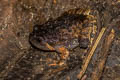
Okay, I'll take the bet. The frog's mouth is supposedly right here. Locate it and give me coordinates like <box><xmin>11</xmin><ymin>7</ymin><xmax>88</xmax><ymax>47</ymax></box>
<box><xmin>29</xmin><ymin>34</ymin><xmax>55</xmax><ymax>51</ymax></box>
<box><xmin>29</xmin><ymin>34</ymin><xmax>41</xmax><ymax>48</ymax></box>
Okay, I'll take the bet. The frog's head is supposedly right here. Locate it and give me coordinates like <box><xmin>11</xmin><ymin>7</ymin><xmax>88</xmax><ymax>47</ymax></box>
<box><xmin>29</xmin><ymin>24</ymin><xmax>47</xmax><ymax>50</ymax></box>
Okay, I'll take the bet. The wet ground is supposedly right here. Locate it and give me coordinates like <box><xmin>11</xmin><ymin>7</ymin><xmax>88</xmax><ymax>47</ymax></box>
<box><xmin>0</xmin><ymin>0</ymin><xmax>120</xmax><ymax>80</ymax></box>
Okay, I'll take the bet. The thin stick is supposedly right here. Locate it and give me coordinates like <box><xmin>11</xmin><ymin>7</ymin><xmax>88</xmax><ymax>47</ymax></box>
<box><xmin>77</xmin><ymin>27</ymin><xmax>106</xmax><ymax>79</ymax></box>
<box><xmin>91</xmin><ymin>29</ymin><xmax>115</xmax><ymax>80</ymax></box>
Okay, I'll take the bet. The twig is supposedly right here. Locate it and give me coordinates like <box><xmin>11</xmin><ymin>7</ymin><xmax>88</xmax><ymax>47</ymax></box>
<box><xmin>91</xmin><ymin>29</ymin><xmax>115</xmax><ymax>80</ymax></box>
<box><xmin>77</xmin><ymin>27</ymin><xmax>106</xmax><ymax>79</ymax></box>
<box><xmin>77</xmin><ymin>14</ymin><xmax>120</xmax><ymax>80</ymax></box>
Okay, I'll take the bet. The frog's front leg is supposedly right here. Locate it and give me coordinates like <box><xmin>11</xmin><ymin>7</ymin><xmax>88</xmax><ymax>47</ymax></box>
<box><xmin>55</xmin><ymin>46</ymin><xmax>69</xmax><ymax>60</ymax></box>
<box><xmin>48</xmin><ymin>45</ymin><xmax>69</xmax><ymax>66</ymax></box>
<box><xmin>55</xmin><ymin>46</ymin><xmax>69</xmax><ymax>66</ymax></box>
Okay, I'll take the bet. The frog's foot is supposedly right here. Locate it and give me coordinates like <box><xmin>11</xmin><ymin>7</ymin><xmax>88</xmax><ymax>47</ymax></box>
<box><xmin>56</xmin><ymin>46</ymin><xmax>69</xmax><ymax>66</ymax></box>
<box><xmin>57</xmin><ymin>60</ymin><xmax>67</xmax><ymax>66</ymax></box>
<box><xmin>86</xmin><ymin>15</ymin><xmax>96</xmax><ymax>19</ymax></box>
<box><xmin>48</xmin><ymin>46</ymin><xmax>69</xmax><ymax>67</ymax></box>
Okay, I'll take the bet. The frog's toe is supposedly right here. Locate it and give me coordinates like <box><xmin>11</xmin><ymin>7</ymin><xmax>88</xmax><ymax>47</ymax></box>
<box><xmin>58</xmin><ymin>60</ymin><xmax>67</xmax><ymax>66</ymax></box>
<box><xmin>48</xmin><ymin>62</ymin><xmax>58</xmax><ymax>66</ymax></box>
<box><xmin>48</xmin><ymin>60</ymin><xmax>66</xmax><ymax>67</ymax></box>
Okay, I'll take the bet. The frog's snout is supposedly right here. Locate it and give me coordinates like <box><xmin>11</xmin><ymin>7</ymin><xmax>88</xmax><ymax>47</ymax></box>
<box><xmin>79</xmin><ymin>38</ymin><xmax>90</xmax><ymax>49</ymax></box>
<box><xmin>29</xmin><ymin>33</ymin><xmax>41</xmax><ymax>47</ymax></box>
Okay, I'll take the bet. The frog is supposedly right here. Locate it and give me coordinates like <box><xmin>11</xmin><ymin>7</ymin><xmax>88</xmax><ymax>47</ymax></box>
<box><xmin>29</xmin><ymin>8</ymin><xmax>97</xmax><ymax>66</ymax></box>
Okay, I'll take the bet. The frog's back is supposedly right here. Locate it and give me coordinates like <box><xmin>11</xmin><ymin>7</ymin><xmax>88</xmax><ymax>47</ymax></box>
<box><xmin>29</xmin><ymin>8</ymin><xmax>96</xmax><ymax>50</ymax></box>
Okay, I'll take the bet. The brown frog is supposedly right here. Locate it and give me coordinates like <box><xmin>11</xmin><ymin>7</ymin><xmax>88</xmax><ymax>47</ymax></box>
<box><xmin>29</xmin><ymin>8</ymin><xmax>97</xmax><ymax>65</ymax></box>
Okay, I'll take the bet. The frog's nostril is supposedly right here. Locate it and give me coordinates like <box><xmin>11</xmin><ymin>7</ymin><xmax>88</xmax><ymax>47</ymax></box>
<box><xmin>79</xmin><ymin>38</ymin><xmax>90</xmax><ymax>49</ymax></box>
